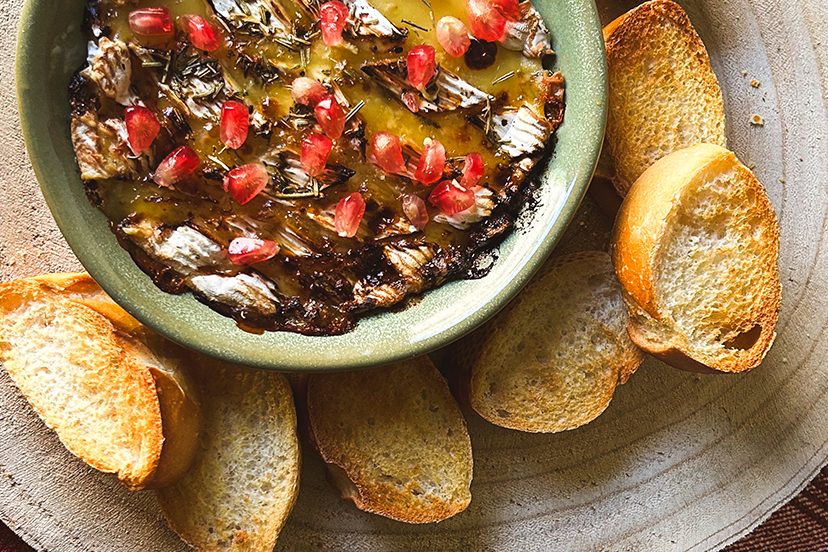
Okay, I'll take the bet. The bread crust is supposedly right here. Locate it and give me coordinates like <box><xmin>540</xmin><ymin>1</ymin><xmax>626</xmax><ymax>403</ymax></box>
<box><xmin>451</xmin><ymin>251</ymin><xmax>644</xmax><ymax>432</ymax></box>
<box><xmin>603</xmin><ymin>0</ymin><xmax>726</xmax><ymax>194</ymax></box>
<box><xmin>157</xmin><ymin>362</ymin><xmax>300</xmax><ymax>552</ymax></box>
<box><xmin>612</xmin><ymin>144</ymin><xmax>736</xmax><ymax>320</ymax></box>
<box><xmin>0</xmin><ymin>274</ymin><xmax>164</xmax><ymax>488</ymax></box>
<box><xmin>306</xmin><ymin>356</ymin><xmax>473</xmax><ymax>523</ymax></box>
<box><xmin>611</xmin><ymin>143</ymin><xmax>781</xmax><ymax>373</ymax></box>
<box><xmin>0</xmin><ymin>273</ymin><xmax>202</xmax><ymax>489</ymax></box>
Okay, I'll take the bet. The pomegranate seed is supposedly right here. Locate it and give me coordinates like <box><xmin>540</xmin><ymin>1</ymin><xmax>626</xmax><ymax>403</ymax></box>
<box><xmin>315</xmin><ymin>95</ymin><xmax>346</xmax><ymax>139</ymax></box>
<box><xmin>493</xmin><ymin>0</ymin><xmax>521</xmax><ymax>20</ymax></box>
<box><xmin>466</xmin><ymin>0</ymin><xmax>506</xmax><ymax>42</ymax></box>
<box><xmin>154</xmin><ymin>146</ymin><xmax>199</xmax><ymax>187</ymax></box>
<box><xmin>128</xmin><ymin>8</ymin><xmax>173</xmax><ymax>36</ymax></box>
<box><xmin>335</xmin><ymin>192</ymin><xmax>365</xmax><ymax>237</ymax></box>
<box><xmin>183</xmin><ymin>14</ymin><xmax>220</xmax><ymax>51</ymax></box>
<box><xmin>407</xmin><ymin>45</ymin><xmax>437</xmax><ymax>91</ymax></box>
<box><xmin>227</xmin><ymin>237</ymin><xmax>280</xmax><ymax>265</ymax></box>
<box><xmin>220</xmin><ymin>100</ymin><xmax>249</xmax><ymax>149</ymax></box>
<box><xmin>223</xmin><ymin>163</ymin><xmax>269</xmax><ymax>205</ymax></box>
<box><xmin>460</xmin><ymin>152</ymin><xmax>485</xmax><ymax>187</ymax></box>
<box><xmin>436</xmin><ymin>17</ymin><xmax>471</xmax><ymax>57</ymax></box>
<box><xmin>401</xmin><ymin>91</ymin><xmax>420</xmax><ymax>113</ymax></box>
<box><xmin>291</xmin><ymin>77</ymin><xmax>328</xmax><ymax>107</ymax></box>
<box><xmin>301</xmin><ymin>133</ymin><xmax>334</xmax><ymax>177</ymax></box>
<box><xmin>124</xmin><ymin>106</ymin><xmax>161</xmax><ymax>154</ymax></box>
<box><xmin>402</xmin><ymin>194</ymin><xmax>429</xmax><ymax>231</ymax></box>
<box><xmin>428</xmin><ymin>179</ymin><xmax>475</xmax><ymax>214</ymax></box>
<box><xmin>320</xmin><ymin>0</ymin><xmax>349</xmax><ymax>46</ymax></box>
<box><xmin>371</xmin><ymin>132</ymin><xmax>405</xmax><ymax>174</ymax></box>
<box><xmin>414</xmin><ymin>138</ymin><xmax>446</xmax><ymax>185</ymax></box>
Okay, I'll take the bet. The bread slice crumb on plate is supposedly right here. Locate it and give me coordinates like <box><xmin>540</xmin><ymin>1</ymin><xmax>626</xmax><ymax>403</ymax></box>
<box><xmin>450</xmin><ymin>251</ymin><xmax>644</xmax><ymax>433</ymax></box>
<box><xmin>157</xmin><ymin>361</ymin><xmax>300</xmax><ymax>552</ymax></box>
<box><xmin>306</xmin><ymin>356</ymin><xmax>473</xmax><ymax>524</ymax></box>
<box><xmin>603</xmin><ymin>0</ymin><xmax>726</xmax><ymax>195</ymax></box>
<box><xmin>0</xmin><ymin>273</ymin><xmax>201</xmax><ymax>490</ymax></box>
<box><xmin>611</xmin><ymin>143</ymin><xmax>781</xmax><ymax>373</ymax></box>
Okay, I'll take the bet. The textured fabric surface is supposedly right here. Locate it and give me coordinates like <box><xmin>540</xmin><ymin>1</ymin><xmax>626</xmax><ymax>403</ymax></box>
<box><xmin>723</xmin><ymin>466</ymin><xmax>828</xmax><ymax>552</ymax></box>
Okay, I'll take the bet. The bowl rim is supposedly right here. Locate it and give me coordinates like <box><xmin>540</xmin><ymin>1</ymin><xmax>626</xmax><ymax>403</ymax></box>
<box><xmin>15</xmin><ymin>0</ymin><xmax>607</xmax><ymax>371</ymax></box>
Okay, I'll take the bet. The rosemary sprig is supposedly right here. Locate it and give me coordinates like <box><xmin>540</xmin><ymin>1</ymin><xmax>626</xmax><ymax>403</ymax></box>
<box><xmin>492</xmin><ymin>71</ymin><xmax>516</xmax><ymax>85</ymax></box>
<box><xmin>163</xmin><ymin>55</ymin><xmax>173</xmax><ymax>83</ymax></box>
<box><xmin>215</xmin><ymin>16</ymin><xmax>232</xmax><ymax>34</ymax></box>
<box><xmin>401</xmin><ymin>19</ymin><xmax>428</xmax><ymax>32</ymax></box>
<box><xmin>274</xmin><ymin>37</ymin><xmax>299</xmax><ymax>52</ymax></box>
<box><xmin>344</xmin><ymin>100</ymin><xmax>365</xmax><ymax>122</ymax></box>
<box><xmin>273</xmin><ymin>191</ymin><xmax>318</xmax><ymax>198</ymax></box>
<box><xmin>419</xmin><ymin>0</ymin><xmax>435</xmax><ymax>26</ymax></box>
<box><xmin>484</xmin><ymin>97</ymin><xmax>492</xmax><ymax>135</ymax></box>
<box><xmin>234</xmin><ymin>0</ymin><xmax>251</xmax><ymax>17</ymax></box>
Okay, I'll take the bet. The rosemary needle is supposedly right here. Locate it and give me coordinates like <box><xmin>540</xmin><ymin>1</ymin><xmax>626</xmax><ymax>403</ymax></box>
<box><xmin>344</xmin><ymin>100</ymin><xmax>365</xmax><ymax>122</ymax></box>
<box><xmin>401</xmin><ymin>19</ymin><xmax>429</xmax><ymax>32</ymax></box>
<box><xmin>492</xmin><ymin>71</ymin><xmax>516</xmax><ymax>85</ymax></box>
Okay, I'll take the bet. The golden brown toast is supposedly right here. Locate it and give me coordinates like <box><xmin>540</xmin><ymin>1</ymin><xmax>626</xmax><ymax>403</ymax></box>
<box><xmin>450</xmin><ymin>251</ymin><xmax>644</xmax><ymax>432</ymax></box>
<box><xmin>0</xmin><ymin>273</ymin><xmax>201</xmax><ymax>489</ymax></box>
<box><xmin>306</xmin><ymin>356</ymin><xmax>473</xmax><ymax>523</ymax></box>
<box><xmin>157</xmin><ymin>360</ymin><xmax>300</xmax><ymax>552</ymax></box>
<box><xmin>604</xmin><ymin>0</ymin><xmax>726</xmax><ymax>195</ymax></box>
<box><xmin>611</xmin><ymin>143</ymin><xmax>780</xmax><ymax>373</ymax></box>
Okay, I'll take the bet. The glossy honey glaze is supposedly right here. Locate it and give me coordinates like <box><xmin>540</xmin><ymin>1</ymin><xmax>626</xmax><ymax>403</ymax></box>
<box><xmin>73</xmin><ymin>0</ymin><xmax>562</xmax><ymax>334</ymax></box>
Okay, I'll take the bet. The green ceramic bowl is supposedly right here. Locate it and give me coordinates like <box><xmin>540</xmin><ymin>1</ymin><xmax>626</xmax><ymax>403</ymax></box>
<box><xmin>16</xmin><ymin>0</ymin><xmax>606</xmax><ymax>371</ymax></box>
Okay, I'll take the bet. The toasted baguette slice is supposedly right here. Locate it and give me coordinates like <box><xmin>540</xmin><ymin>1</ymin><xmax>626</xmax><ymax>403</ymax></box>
<box><xmin>0</xmin><ymin>273</ymin><xmax>201</xmax><ymax>489</ymax></box>
<box><xmin>450</xmin><ymin>251</ymin><xmax>644</xmax><ymax>433</ymax></box>
<box><xmin>306</xmin><ymin>356</ymin><xmax>472</xmax><ymax>523</ymax></box>
<box><xmin>604</xmin><ymin>0</ymin><xmax>726</xmax><ymax>195</ymax></box>
<box><xmin>157</xmin><ymin>361</ymin><xmax>300</xmax><ymax>552</ymax></box>
<box><xmin>611</xmin><ymin>143</ymin><xmax>781</xmax><ymax>373</ymax></box>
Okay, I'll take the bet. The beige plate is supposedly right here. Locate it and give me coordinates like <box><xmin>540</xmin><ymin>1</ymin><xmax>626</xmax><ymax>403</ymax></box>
<box><xmin>2</xmin><ymin>0</ymin><xmax>828</xmax><ymax>550</ymax></box>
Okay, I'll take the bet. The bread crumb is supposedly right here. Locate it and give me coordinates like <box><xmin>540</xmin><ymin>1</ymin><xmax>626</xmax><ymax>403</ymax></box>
<box><xmin>750</xmin><ymin>79</ymin><xmax>761</xmax><ymax>88</ymax></box>
<box><xmin>779</xmin><ymin>178</ymin><xmax>786</xmax><ymax>183</ymax></box>
<box><xmin>741</xmin><ymin>70</ymin><xmax>748</xmax><ymax>76</ymax></box>
<box><xmin>750</xmin><ymin>114</ymin><xmax>765</xmax><ymax>126</ymax></box>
